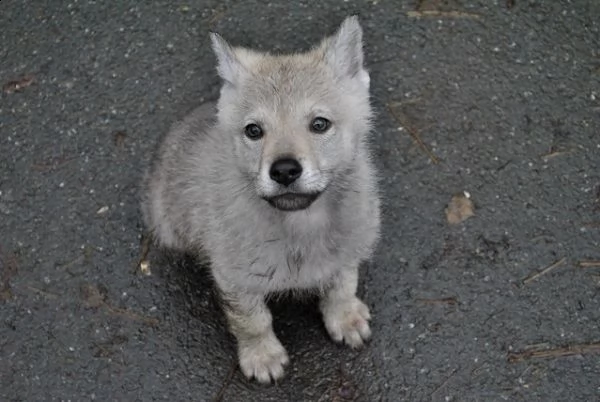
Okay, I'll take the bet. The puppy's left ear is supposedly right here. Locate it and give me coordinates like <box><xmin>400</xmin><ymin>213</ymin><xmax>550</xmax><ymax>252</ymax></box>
<box><xmin>323</xmin><ymin>16</ymin><xmax>370</xmax><ymax>88</ymax></box>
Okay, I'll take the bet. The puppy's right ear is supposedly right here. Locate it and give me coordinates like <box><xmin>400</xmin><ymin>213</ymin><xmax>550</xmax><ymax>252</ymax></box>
<box><xmin>210</xmin><ymin>33</ymin><xmax>243</xmax><ymax>85</ymax></box>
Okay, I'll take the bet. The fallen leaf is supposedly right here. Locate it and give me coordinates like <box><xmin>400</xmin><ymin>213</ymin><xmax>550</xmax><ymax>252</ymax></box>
<box><xmin>113</xmin><ymin>130</ymin><xmax>127</xmax><ymax>148</ymax></box>
<box><xmin>3</xmin><ymin>75</ymin><xmax>35</xmax><ymax>94</ymax></box>
<box><xmin>139</xmin><ymin>260</ymin><xmax>151</xmax><ymax>276</ymax></box>
<box><xmin>445</xmin><ymin>192</ymin><xmax>475</xmax><ymax>224</ymax></box>
<box><xmin>80</xmin><ymin>283</ymin><xmax>107</xmax><ymax>308</ymax></box>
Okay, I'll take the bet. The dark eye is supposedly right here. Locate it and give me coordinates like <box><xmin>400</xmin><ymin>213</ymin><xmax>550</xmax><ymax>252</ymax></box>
<box><xmin>311</xmin><ymin>117</ymin><xmax>330</xmax><ymax>133</ymax></box>
<box><xmin>244</xmin><ymin>123</ymin><xmax>263</xmax><ymax>140</ymax></box>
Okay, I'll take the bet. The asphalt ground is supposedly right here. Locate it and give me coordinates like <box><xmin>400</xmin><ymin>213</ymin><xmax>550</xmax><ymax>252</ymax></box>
<box><xmin>1</xmin><ymin>1</ymin><xmax>599</xmax><ymax>401</ymax></box>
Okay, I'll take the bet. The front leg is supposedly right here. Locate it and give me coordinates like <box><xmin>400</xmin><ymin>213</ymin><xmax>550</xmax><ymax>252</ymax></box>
<box><xmin>320</xmin><ymin>265</ymin><xmax>371</xmax><ymax>348</ymax></box>
<box><xmin>220</xmin><ymin>290</ymin><xmax>289</xmax><ymax>383</ymax></box>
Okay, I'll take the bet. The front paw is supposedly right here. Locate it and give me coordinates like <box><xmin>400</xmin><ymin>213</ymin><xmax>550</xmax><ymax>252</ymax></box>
<box><xmin>238</xmin><ymin>331</ymin><xmax>289</xmax><ymax>383</ymax></box>
<box><xmin>320</xmin><ymin>296</ymin><xmax>371</xmax><ymax>348</ymax></box>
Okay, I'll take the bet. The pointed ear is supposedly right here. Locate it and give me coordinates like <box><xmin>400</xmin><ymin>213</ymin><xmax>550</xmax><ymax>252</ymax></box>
<box><xmin>324</xmin><ymin>16</ymin><xmax>369</xmax><ymax>87</ymax></box>
<box><xmin>210</xmin><ymin>32</ymin><xmax>244</xmax><ymax>85</ymax></box>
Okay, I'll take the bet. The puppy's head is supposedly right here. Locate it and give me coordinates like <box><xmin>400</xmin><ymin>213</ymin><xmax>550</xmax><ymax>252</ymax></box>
<box><xmin>211</xmin><ymin>16</ymin><xmax>372</xmax><ymax>211</ymax></box>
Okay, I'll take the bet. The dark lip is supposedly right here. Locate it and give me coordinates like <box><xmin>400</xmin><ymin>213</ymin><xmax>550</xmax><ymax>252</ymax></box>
<box><xmin>264</xmin><ymin>192</ymin><xmax>322</xmax><ymax>211</ymax></box>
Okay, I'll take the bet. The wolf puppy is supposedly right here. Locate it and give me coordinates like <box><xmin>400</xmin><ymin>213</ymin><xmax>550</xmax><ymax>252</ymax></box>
<box><xmin>142</xmin><ymin>16</ymin><xmax>380</xmax><ymax>383</ymax></box>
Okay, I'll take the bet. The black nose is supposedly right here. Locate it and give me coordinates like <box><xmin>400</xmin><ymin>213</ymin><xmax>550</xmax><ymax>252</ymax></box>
<box><xmin>269</xmin><ymin>158</ymin><xmax>303</xmax><ymax>186</ymax></box>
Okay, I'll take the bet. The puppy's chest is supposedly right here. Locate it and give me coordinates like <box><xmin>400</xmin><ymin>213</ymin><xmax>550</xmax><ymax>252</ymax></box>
<box><xmin>238</xmin><ymin>235</ymin><xmax>343</xmax><ymax>293</ymax></box>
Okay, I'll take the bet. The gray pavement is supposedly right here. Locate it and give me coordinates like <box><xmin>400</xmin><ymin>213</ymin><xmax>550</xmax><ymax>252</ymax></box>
<box><xmin>1</xmin><ymin>1</ymin><xmax>599</xmax><ymax>401</ymax></box>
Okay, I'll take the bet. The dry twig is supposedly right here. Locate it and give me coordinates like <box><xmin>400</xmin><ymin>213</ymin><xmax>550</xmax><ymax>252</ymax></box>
<box><xmin>31</xmin><ymin>155</ymin><xmax>76</xmax><ymax>172</ymax></box>
<box><xmin>407</xmin><ymin>10</ymin><xmax>482</xmax><ymax>19</ymax></box>
<box><xmin>26</xmin><ymin>285</ymin><xmax>58</xmax><ymax>299</ymax></box>
<box><xmin>416</xmin><ymin>297</ymin><xmax>458</xmax><ymax>305</ymax></box>
<box><xmin>387</xmin><ymin>103</ymin><xmax>440</xmax><ymax>164</ymax></box>
<box><xmin>80</xmin><ymin>283</ymin><xmax>158</xmax><ymax>326</ymax></box>
<box><xmin>508</xmin><ymin>342</ymin><xmax>600</xmax><ymax>363</ymax></box>
<box><xmin>522</xmin><ymin>257</ymin><xmax>566</xmax><ymax>285</ymax></box>
<box><xmin>212</xmin><ymin>360</ymin><xmax>237</xmax><ymax>402</ymax></box>
<box><xmin>578</xmin><ymin>260</ymin><xmax>600</xmax><ymax>268</ymax></box>
<box><xmin>57</xmin><ymin>255</ymin><xmax>85</xmax><ymax>270</ymax></box>
<box><xmin>429</xmin><ymin>367</ymin><xmax>459</xmax><ymax>397</ymax></box>
<box><xmin>105</xmin><ymin>305</ymin><xmax>159</xmax><ymax>326</ymax></box>
<box><xmin>541</xmin><ymin>150</ymin><xmax>572</xmax><ymax>161</ymax></box>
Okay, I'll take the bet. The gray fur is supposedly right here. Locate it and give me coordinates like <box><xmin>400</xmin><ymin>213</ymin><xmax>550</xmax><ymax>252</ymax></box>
<box><xmin>141</xmin><ymin>16</ymin><xmax>381</xmax><ymax>383</ymax></box>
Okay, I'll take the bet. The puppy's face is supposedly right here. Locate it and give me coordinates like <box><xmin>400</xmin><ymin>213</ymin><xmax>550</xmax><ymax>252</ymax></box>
<box><xmin>212</xmin><ymin>17</ymin><xmax>372</xmax><ymax>211</ymax></box>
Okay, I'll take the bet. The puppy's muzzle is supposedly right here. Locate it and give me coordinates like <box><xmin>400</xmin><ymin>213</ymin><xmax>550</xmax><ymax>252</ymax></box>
<box><xmin>264</xmin><ymin>157</ymin><xmax>322</xmax><ymax>211</ymax></box>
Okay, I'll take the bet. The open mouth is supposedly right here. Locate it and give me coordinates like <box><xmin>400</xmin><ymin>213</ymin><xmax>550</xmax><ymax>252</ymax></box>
<box><xmin>265</xmin><ymin>192</ymin><xmax>321</xmax><ymax>211</ymax></box>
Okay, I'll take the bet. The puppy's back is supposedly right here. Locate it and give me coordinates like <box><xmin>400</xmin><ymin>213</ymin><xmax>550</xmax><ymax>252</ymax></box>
<box><xmin>141</xmin><ymin>102</ymin><xmax>219</xmax><ymax>249</ymax></box>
